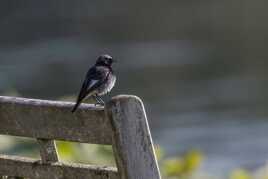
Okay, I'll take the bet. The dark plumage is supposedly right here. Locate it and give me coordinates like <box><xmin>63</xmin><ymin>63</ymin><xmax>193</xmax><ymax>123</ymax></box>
<box><xmin>71</xmin><ymin>54</ymin><xmax>116</xmax><ymax>113</ymax></box>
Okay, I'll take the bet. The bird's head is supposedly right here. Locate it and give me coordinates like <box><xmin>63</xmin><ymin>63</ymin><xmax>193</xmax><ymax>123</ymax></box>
<box><xmin>95</xmin><ymin>54</ymin><xmax>116</xmax><ymax>67</ymax></box>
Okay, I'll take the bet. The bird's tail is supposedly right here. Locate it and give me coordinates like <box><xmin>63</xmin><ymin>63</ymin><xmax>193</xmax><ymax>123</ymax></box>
<box><xmin>71</xmin><ymin>101</ymin><xmax>82</xmax><ymax>113</ymax></box>
<box><xmin>72</xmin><ymin>91</ymin><xmax>95</xmax><ymax>113</ymax></box>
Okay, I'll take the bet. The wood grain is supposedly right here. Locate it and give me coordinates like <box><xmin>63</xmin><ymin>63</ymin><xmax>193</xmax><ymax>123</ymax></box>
<box><xmin>106</xmin><ymin>95</ymin><xmax>161</xmax><ymax>179</ymax></box>
<box><xmin>37</xmin><ymin>139</ymin><xmax>59</xmax><ymax>163</ymax></box>
<box><xmin>0</xmin><ymin>96</ymin><xmax>112</xmax><ymax>144</ymax></box>
<box><xmin>0</xmin><ymin>155</ymin><xmax>119</xmax><ymax>179</ymax></box>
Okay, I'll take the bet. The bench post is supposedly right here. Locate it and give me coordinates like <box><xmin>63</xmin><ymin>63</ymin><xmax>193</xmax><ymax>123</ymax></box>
<box><xmin>105</xmin><ymin>95</ymin><xmax>161</xmax><ymax>179</ymax></box>
<box><xmin>37</xmin><ymin>139</ymin><xmax>59</xmax><ymax>163</ymax></box>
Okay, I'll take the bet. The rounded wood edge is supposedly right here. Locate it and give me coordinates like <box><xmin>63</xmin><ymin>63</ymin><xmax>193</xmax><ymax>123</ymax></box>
<box><xmin>105</xmin><ymin>95</ymin><xmax>143</xmax><ymax>107</ymax></box>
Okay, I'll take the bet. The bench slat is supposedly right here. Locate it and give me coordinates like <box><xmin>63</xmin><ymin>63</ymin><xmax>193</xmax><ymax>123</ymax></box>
<box><xmin>0</xmin><ymin>96</ymin><xmax>112</xmax><ymax>145</ymax></box>
<box><xmin>0</xmin><ymin>155</ymin><xmax>119</xmax><ymax>179</ymax></box>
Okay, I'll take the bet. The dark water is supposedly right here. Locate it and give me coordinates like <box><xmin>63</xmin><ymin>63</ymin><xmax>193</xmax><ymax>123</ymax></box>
<box><xmin>1</xmin><ymin>39</ymin><xmax>268</xmax><ymax>174</ymax></box>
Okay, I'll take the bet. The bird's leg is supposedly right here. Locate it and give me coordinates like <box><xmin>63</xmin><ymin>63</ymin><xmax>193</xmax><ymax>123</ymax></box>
<box><xmin>93</xmin><ymin>95</ymin><xmax>104</xmax><ymax>106</ymax></box>
<box><xmin>96</xmin><ymin>95</ymin><xmax>105</xmax><ymax>105</ymax></box>
<box><xmin>108</xmin><ymin>92</ymin><xmax>112</xmax><ymax>99</ymax></box>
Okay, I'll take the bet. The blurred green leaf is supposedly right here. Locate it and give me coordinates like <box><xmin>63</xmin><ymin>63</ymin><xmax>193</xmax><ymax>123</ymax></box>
<box><xmin>183</xmin><ymin>150</ymin><xmax>203</xmax><ymax>173</ymax></box>
<box><xmin>56</xmin><ymin>141</ymin><xmax>77</xmax><ymax>161</ymax></box>
<box><xmin>161</xmin><ymin>149</ymin><xmax>203</xmax><ymax>178</ymax></box>
<box><xmin>163</xmin><ymin>158</ymin><xmax>184</xmax><ymax>176</ymax></box>
<box><xmin>155</xmin><ymin>145</ymin><xmax>164</xmax><ymax>161</ymax></box>
<box><xmin>230</xmin><ymin>169</ymin><xmax>252</xmax><ymax>179</ymax></box>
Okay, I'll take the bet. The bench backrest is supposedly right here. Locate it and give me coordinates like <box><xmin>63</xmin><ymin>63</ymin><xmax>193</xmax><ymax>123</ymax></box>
<box><xmin>0</xmin><ymin>95</ymin><xmax>161</xmax><ymax>179</ymax></box>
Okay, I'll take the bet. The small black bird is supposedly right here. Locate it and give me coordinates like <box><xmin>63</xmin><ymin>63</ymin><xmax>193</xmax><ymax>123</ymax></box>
<box><xmin>72</xmin><ymin>54</ymin><xmax>116</xmax><ymax>113</ymax></box>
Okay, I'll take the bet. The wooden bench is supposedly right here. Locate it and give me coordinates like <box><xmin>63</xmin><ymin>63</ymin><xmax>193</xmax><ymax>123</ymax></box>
<box><xmin>0</xmin><ymin>95</ymin><xmax>161</xmax><ymax>179</ymax></box>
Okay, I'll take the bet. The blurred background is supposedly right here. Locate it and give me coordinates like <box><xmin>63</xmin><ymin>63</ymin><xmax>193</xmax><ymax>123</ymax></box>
<box><xmin>0</xmin><ymin>1</ymin><xmax>268</xmax><ymax>178</ymax></box>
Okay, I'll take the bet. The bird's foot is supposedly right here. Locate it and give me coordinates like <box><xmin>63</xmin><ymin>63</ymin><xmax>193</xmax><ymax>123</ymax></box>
<box><xmin>94</xmin><ymin>95</ymin><xmax>105</xmax><ymax>106</ymax></box>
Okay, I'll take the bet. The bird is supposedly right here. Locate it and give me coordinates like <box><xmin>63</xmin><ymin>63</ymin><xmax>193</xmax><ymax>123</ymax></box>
<box><xmin>71</xmin><ymin>54</ymin><xmax>116</xmax><ymax>113</ymax></box>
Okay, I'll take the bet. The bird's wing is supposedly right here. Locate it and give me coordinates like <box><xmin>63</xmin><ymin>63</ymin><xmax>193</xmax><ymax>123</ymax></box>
<box><xmin>72</xmin><ymin>67</ymin><xmax>109</xmax><ymax>112</ymax></box>
<box><xmin>85</xmin><ymin>66</ymin><xmax>110</xmax><ymax>92</ymax></box>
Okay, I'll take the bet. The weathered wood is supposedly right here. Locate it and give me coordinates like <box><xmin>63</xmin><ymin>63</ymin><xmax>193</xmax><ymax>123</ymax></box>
<box><xmin>37</xmin><ymin>139</ymin><xmax>59</xmax><ymax>163</ymax></box>
<box><xmin>105</xmin><ymin>95</ymin><xmax>161</xmax><ymax>179</ymax></box>
<box><xmin>0</xmin><ymin>95</ymin><xmax>162</xmax><ymax>178</ymax></box>
<box><xmin>0</xmin><ymin>96</ymin><xmax>112</xmax><ymax>144</ymax></box>
<box><xmin>0</xmin><ymin>155</ymin><xmax>119</xmax><ymax>179</ymax></box>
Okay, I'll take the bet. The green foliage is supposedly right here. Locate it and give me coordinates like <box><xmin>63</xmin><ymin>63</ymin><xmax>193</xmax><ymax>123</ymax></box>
<box><xmin>230</xmin><ymin>169</ymin><xmax>252</xmax><ymax>179</ymax></box>
<box><xmin>56</xmin><ymin>141</ymin><xmax>77</xmax><ymax>161</ymax></box>
<box><xmin>155</xmin><ymin>145</ymin><xmax>165</xmax><ymax>161</ymax></box>
<box><xmin>56</xmin><ymin>141</ymin><xmax>115</xmax><ymax>166</ymax></box>
<box><xmin>159</xmin><ymin>148</ymin><xmax>203</xmax><ymax>179</ymax></box>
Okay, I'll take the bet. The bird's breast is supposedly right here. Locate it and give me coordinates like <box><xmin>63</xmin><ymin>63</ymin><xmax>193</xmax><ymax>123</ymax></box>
<box><xmin>97</xmin><ymin>74</ymin><xmax>116</xmax><ymax>95</ymax></box>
